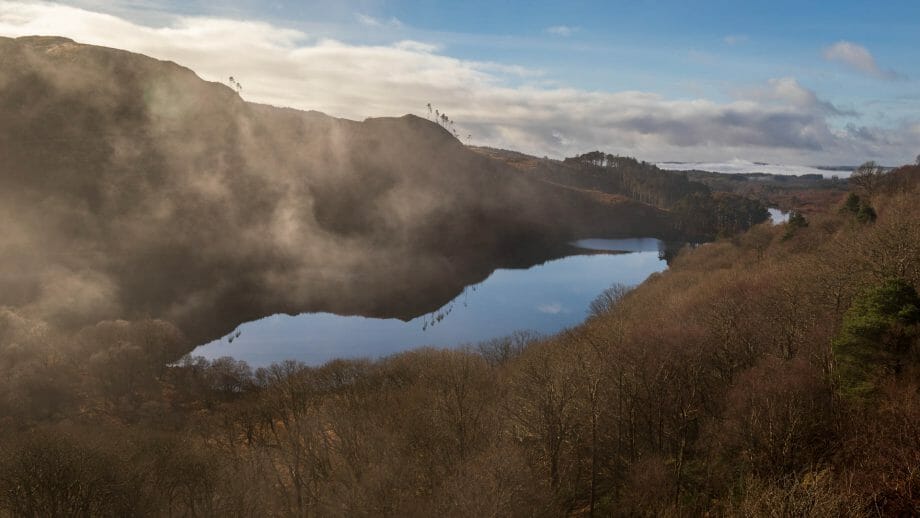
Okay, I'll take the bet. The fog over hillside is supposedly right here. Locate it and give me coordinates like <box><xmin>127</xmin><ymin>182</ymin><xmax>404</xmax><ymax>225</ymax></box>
<box><xmin>0</xmin><ymin>35</ymin><xmax>675</xmax><ymax>347</ymax></box>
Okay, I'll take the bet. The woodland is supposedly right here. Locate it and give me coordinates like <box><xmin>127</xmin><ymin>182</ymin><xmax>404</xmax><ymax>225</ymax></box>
<box><xmin>1</xmin><ymin>166</ymin><xmax>917</xmax><ymax>516</ymax></box>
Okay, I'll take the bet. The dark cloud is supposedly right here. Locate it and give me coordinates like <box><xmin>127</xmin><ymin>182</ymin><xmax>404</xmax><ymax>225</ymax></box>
<box><xmin>617</xmin><ymin>110</ymin><xmax>826</xmax><ymax>151</ymax></box>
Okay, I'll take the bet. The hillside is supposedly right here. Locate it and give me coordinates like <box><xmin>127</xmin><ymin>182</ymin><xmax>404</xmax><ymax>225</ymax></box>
<box><xmin>475</xmin><ymin>148</ymin><xmax>709</xmax><ymax>208</ymax></box>
<box><xmin>476</xmin><ymin>147</ymin><xmax>770</xmax><ymax>239</ymax></box>
<box><xmin>2</xmin><ymin>158</ymin><xmax>917</xmax><ymax>516</ymax></box>
<box><xmin>680</xmin><ymin>168</ymin><xmax>849</xmax><ymax>215</ymax></box>
<box><xmin>0</xmin><ymin>35</ymin><xmax>680</xmax><ymax>346</ymax></box>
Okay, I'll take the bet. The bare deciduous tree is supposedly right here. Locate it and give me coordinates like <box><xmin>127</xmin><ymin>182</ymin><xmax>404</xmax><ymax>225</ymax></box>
<box><xmin>850</xmin><ymin>161</ymin><xmax>885</xmax><ymax>199</ymax></box>
<box><xmin>588</xmin><ymin>283</ymin><xmax>632</xmax><ymax>317</ymax></box>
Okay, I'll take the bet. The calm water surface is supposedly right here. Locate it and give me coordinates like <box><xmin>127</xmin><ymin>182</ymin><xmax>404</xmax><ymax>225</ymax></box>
<box><xmin>768</xmin><ymin>208</ymin><xmax>790</xmax><ymax>224</ymax></box>
<box><xmin>193</xmin><ymin>238</ymin><xmax>668</xmax><ymax>366</ymax></box>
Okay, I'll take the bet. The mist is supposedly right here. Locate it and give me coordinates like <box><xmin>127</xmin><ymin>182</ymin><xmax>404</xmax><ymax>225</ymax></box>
<box><xmin>0</xmin><ymin>35</ymin><xmax>674</xmax><ymax>354</ymax></box>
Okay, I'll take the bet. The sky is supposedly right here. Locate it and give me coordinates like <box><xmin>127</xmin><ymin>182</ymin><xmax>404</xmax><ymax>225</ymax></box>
<box><xmin>1</xmin><ymin>0</ymin><xmax>918</xmax><ymax>165</ymax></box>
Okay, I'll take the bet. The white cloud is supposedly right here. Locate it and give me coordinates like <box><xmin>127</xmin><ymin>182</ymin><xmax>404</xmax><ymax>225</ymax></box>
<box><xmin>723</xmin><ymin>34</ymin><xmax>748</xmax><ymax>46</ymax></box>
<box><xmin>823</xmin><ymin>41</ymin><xmax>904</xmax><ymax>80</ymax></box>
<box><xmin>545</xmin><ymin>25</ymin><xmax>577</xmax><ymax>37</ymax></box>
<box><xmin>740</xmin><ymin>77</ymin><xmax>856</xmax><ymax>116</ymax></box>
<box><xmin>356</xmin><ymin>13</ymin><xmax>402</xmax><ymax>29</ymax></box>
<box><xmin>0</xmin><ymin>2</ymin><xmax>916</xmax><ymax>164</ymax></box>
<box><xmin>537</xmin><ymin>303</ymin><xmax>563</xmax><ymax>314</ymax></box>
<box><xmin>393</xmin><ymin>39</ymin><xmax>438</xmax><ymax>53</ymax></box>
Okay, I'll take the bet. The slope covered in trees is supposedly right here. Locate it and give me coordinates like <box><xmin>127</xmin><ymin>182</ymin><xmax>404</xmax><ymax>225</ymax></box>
<box><xmin>2</xmin><ymin>164</ymin><xmax>918</xmax><ymax>515</ymax></box>
<box><xmin>476</xmin><ymin>148</ymin><xmax>708</xmax><ymax>209</ymax></box>
<box><xmin>682</xmin><ymin>168</ymin><xmax>848</xmax><ymax>212</ymax></box>
<box><xmin>560</xmin><ymin>151</ymin><xmax>709</xmax><ymax>208</ymax></box>
<box><xmin>477</xmin><ymin>148</ymin><xmax>770</xmax><ymax>240</ymax></box>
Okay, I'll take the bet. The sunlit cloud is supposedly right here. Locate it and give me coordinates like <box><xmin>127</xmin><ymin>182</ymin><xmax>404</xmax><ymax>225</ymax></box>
<box><xmin>723</xmin><ymin>34</ymin><xmax>748</xmax><ymax>46</ymax></box>
<box><xmin>356</xmin><ymin>13</ymin><xmax>402</xmax><ymax>29</ymax></box>
<box><xmin>737</xmin><ymin>77</ymin><xmax>857</xmax><ymax>117</ymax></box>
<box><xmin>0</xmin><ymin>1</ymin><xmax>916</xmax><ymax>164</ymax></box>
<box><xmin>823</xmin><ymin>41</ymin><xmax>905</xmax><ymax>81</ymax></box>
<box><xmin>537</xmin><ymin>303</ymin><xmax>563</xmax><ymax>314</ymax></box>
<box><xmin>545</xmin><ymin>25</ymin><xmax>578</xmax><ymax>37</ymax></box>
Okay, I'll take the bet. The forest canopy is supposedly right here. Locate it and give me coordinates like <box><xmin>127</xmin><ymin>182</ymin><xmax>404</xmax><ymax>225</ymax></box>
<box><xmin>2</xmin><ymin>165</ymin><xmax>918</xmax><ymax>516</ymax></box>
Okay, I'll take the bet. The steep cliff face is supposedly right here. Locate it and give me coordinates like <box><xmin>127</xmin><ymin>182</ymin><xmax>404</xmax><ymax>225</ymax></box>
<box><xmin>0</xmin><ymin>36</ymin><xmax>674</xmax><ymax>345</ymax></box>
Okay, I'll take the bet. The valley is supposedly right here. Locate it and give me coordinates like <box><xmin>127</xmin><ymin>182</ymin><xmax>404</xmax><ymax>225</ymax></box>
<box><xmin>1</xmin><ymin>23</ymin><xmax>919</xmax><ymax>517</ymax></box>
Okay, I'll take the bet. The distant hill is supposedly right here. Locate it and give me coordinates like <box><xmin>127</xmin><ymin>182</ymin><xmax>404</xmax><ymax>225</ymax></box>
<box><xmin>476</xmin><ymin>147</ymin><xmax>770</xmax><ymax>239</ymax></box>
<box><xmin>0</xmin><ymin>35</ymin><xmax>679</xmax><ymax>345</ymax></box>
<box><xmin>475</xmin><ymin>148</ymin><xmax>709</xmax><ymax>208</ymax></box>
